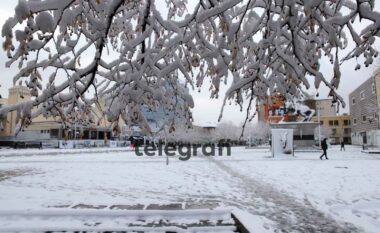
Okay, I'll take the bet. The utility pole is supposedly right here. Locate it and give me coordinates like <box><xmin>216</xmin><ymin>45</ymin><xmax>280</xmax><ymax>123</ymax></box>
<box><xmin>317</xmin><ymin>107</ymin><xmax>321</xmax><ymax>147</ymax></box>
<box><xmin>74</xmin><ymin>112</ymin><xmax>77</xmax><ymax>148</ymax></box>
<box><xmin>248</xmin><ymin>126</ymin><xmax>252</xmax><ymax>147</ymax></box>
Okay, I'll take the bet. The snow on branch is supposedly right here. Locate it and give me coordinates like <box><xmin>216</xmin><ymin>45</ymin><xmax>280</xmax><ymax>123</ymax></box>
<box><xmin>1</xmin><ymin>0</ymin><xmax>379</xmax><ymax>134</ymax></box>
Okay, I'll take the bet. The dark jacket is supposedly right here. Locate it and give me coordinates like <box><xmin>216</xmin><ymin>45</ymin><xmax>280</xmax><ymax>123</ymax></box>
<box><xmin>321</xmin><ymin>139</ymin><xmax>328</xmax><ymax>150</ymax></box>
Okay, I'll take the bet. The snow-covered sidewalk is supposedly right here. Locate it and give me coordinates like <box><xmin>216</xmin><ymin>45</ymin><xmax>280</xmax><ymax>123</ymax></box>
<box><xmin>0</xmin><ymin>146</ymin><xmax>379</xmax><ymax>232</ymax></box>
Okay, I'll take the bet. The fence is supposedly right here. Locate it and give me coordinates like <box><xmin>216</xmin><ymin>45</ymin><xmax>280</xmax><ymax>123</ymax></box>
<box><xmin>59</xmin><ymin>140</ymin><xmax>131</xmax><ymax>149</ymax></box>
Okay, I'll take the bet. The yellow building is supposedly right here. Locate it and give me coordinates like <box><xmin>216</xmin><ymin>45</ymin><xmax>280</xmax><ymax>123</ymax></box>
<box><xmin>1</xmin><ymin>85</ymin><xmax>178</xmax><ymax>146</ymax></box>
<box><xmin>0</xmin><ymin>86</ymin><xmax>33</xmax><ymax>138</ymax></box>
<box><xmin>0</xmin><ymin>86</ymin><xmax>112</xmax><ymax>143</ymax></box>
<box><xmin>311</xmin><ymin>114</ymin><xmax>352</xmax><ymax>144</ymax></box>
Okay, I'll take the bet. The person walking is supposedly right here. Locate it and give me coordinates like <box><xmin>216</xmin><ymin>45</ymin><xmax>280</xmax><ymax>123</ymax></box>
<box><xmin>340</xmin><ymin>140</ymin><xmax>345</xmax><ymax>151</ymax></box>
<box><xmin>320</xmin><ymin>138</ymin><xmax>328</xmax><ymax>160</ymax></box>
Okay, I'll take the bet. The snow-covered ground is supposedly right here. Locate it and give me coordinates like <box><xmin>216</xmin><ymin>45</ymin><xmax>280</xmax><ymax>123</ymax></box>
<box><xmin>0</xmin><ymin>146</ymin><xmax>379</xmax><ymax>232</ymax></box>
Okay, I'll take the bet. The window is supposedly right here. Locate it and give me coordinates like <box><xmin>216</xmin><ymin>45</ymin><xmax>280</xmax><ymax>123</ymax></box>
<box><xmin>320</xmin><ymin>121</ymin><xmax>323</xmax><ymax>125</ymax></box>
<box><xmin>344</xmin><ymin>128</ymin><xmax>351</xmax><ymax>134</ymax></box>
<box><xmin>353</xmin><ymin>118</ymin><xmax>357</xmax><ymax>125</ymax></box>
<box><xmin>362</xmin><ymin>115</ymin><xmax>367</xmax><ymax>122</ymax></box>
<box><xmin>50</xmin><ymin>129</ymin><xmax>59</xmax><ymax>138</ymax></box>
<box><xmin>352</xmin><ymin>98</ymin><xmax>356</xmax><ymax>105</ymax></box>
<box><xmin>334</xmin><ymin>120</ymin><xmax>339</xmax><ymax>126</ymax></box>
<box><xmin>329</xmin><ymin>120</ymin><xmax>333</xmax><ymax>126</ymax></box>
<box><xmin>372</xmin><ymin>83</ymin><xmax>376</xmax><ymax>94</ymax></box>
<box><xmin>332</xmin><ymin>129</ymin><xmax>337</xmax><ymax>135</ymax></box>
<box><xmin>343</xmin><ymin>120</ymin><xmax>350</xmax><ymax>126</ymax></box>
<box><xmin>360</xmin><ymin>91</ymin><xmax>365</xmax><ymax>100</ymax></box>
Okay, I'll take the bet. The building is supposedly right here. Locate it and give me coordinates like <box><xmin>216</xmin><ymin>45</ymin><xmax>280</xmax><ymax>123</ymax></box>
<box><xmin>349</xmin><ymin>71</ymin><xmax>380</xmax><ymax>146</ymax></box>
<box><xmin>258</xmin><ymin>95</ymin><xmax>338</xmax><ymax>123</ymax></box>
<box><xmin>1</xmin><ymin>84</ymin><xmax>191</xmax><ymax>146</ymax></box>
<box><xmin>0</xmin><ymin>86</ymin><xmax>112</xmax><ymax>145</ymax></box>
<box><xmin>258</xmin><ymin>96</ymin><xmax>341</xmax><ymax>147</ymax></box>
<box><xmin>306</xmin><ymin>98</ymin><xmax>352</xmax><ymax>144</ymax></box>
<box><xmin>311</xmin><ymin>115</ymin><xmax>351</xmax><ymax>144</ymax></box>
<box><xmin>257</xmin><ymin>94</ymin><xmax>288</xmax><ymax>123</ymax></box>
<box><xmin>0</xmin><ymin>86</ymin><xmax>33</xmax><ymax>138</ymax></box>
<box><xmin>314</xmin><ymin>99</ymin><xmax>337</xmax><ymax>117</ymax></box>
<box><xmin>308</xmin><ymin>99</ymin><xmax>351</xmax><ymax>144</ymax></box>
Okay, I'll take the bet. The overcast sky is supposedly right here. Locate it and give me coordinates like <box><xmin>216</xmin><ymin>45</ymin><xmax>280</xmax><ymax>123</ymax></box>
<box><xmin>0</xmin><ymin>1</ymin><xmax>379</xmax><ymax>126</ymax></box>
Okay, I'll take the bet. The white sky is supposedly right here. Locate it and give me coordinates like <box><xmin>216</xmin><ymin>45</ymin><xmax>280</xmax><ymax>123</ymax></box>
<box><xmin>0</xmin><ymin>1</ymin><xmax>379</xmax><ymax>126</ymax></box>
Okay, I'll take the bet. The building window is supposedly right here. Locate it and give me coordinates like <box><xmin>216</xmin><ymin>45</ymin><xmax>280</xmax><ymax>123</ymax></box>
<box><xmin>343</xmin><ymin>120</ymin><xmax>350</xmax><ymax>126</ymax></box>
<box><xmin>360</xmin><ymin>91</ymin><xmax>365</xmax><ymax>100</ymax></box>
<box><xmin>344</xmin><ymin>128</ymin><xmax>351</xmax><ymax>134</ymax></box>
<box><xmin>320</xmin><ymin>121</ymin><xmax>323</xmax><ymax>125</ymax></box>
<box><xmin>362</xmin><ymin>115</ymin><xmax>367</xmax><ymax>122</ymax></box>
<box><xmin>332</xmin><ymin>129</ymin><xmax>337</xmax><ymax>135</ymax></box>
<box><xmin>372</xmin><ymin>83</ymin><xmax>376</xmax><ymax>94</ymax></box>
<box><xmin>352</xmin><ymin>98</ymin><xmax>356</xmax><ymax>105</ymax></box>
<box><xmin>329</xmin><ymin>120</ymin><xmax>333</xmax><ymax>126</ymax></box>
<box><xmin>50</xmin><ymin>129</ymin><xmax>59</xmax><ymax>138</ymax></box>
<box><xmin>334</xmin><ymin>120</ymin><xmax>339</xmax><ymax>126</ymax></box>
<box><xmin>353</xmin><ymin>118</ymin><xmax>357</xmax><ymax>125</ymax></box>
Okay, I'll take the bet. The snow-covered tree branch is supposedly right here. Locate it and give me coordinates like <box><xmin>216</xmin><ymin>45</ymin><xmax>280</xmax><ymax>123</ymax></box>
<box><xmin>1</xmin><ymin>0</ymin><xmax>379</xmax><ymax>134</ymax></box>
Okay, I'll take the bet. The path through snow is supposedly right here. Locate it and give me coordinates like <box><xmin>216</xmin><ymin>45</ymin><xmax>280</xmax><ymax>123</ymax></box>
<box><xmin>207</xmin><ymin>156</ymin><xmax>359</xmax><ymax>232</ymax></box>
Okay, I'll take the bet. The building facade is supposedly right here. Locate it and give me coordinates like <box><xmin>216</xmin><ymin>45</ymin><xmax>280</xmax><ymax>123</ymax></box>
<box><xmin>349</xmin><ymin>72</ymin><xmax>380</xmax><ymax>146</ymax></box>
<box><xmin>257</xmin><ymin>94</ymin><xmax>287</xmax><ymax>123</ymax></box>
<box><xmin>311</xmin><ymin>115</ymin><xmax>351</xmax><ymax>144</ymax></box>
<box><xmin>0</xmin><ymin>86</ymin><xmax>33</xmax><ymax>138</ymax></box>
<box><xmin>306</xmin><ymin>98</ymin><xmax>352</xmax><ymax>144</ymax></box>
<box><xmin>1</xmin><ymin>85</ymin><xmax>189</xmax><ymax>145</ymax></box>
<box><xmin>0</xmin><ymin>86</ymin><xmax>112</xmax><ymax>144</ymax></box>
<box><xmin>258</xmin><ymin>96</ymin><xmax>342</xmax><ymax>147</ymax></box>
<box><xmin>315</xmin><ymin>99</ymin><xmax>337</xmax><ymax>117</ymax></box>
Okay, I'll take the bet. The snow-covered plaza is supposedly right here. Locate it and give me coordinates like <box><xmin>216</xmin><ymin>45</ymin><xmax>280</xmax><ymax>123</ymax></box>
<box><xmin>0</xmin><ymin>146</ymin><xmax>379</xmax><ymax>232</ymax></box>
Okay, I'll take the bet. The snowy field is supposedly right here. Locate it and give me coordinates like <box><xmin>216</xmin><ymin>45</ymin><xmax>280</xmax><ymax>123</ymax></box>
<box><xmin>0</xmin><ymin>146</ymin><xmax>379</xmax><ymax>232</ymax></box>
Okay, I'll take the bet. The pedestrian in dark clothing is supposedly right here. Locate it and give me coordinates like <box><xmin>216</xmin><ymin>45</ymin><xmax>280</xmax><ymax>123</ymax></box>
<box><xmin>39</xmin><ymin>141</ymin><xmax>42</xmax><ymax>150</ymax></box>
<box><xmin>340</xmin><ymin>141</ymin><xmax>345</xmax><ymax>151</ymax></box>
<box><xmin>320</xmin><ymin>138</ymin><xmax>328</xmax><ymax>160</ymax></box>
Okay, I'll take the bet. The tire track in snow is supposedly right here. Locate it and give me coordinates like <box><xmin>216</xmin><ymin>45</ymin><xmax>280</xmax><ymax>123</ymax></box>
<box><xmin>206</xmin><ymin>156</ymin><xmax>361</xmax><ymax>233</ymax></box>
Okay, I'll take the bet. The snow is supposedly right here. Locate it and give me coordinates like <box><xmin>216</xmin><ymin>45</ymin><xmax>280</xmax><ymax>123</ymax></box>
<box><xmin>35</xmin><ymin>12</ymin><xmax>54</xmax><ymax>33</ymax></box>
<box><xmin>0</xmin><ymin>145</ymin><xmax>379</xmax><ymax>232</ymax></box>
<box><xmin>0</xmin><ymin>209</ymin><xmax>235</xmax><ymax>232</ymax></box>
<box><xmin>15</xmin><ymin>0</ymin><xmax>30</xmax><ymax>23</ymax></box>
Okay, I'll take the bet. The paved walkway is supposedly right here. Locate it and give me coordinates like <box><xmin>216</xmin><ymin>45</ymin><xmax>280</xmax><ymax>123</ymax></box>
<box><xmin>207</xmin><ymin>157</ymin><xmax>360</xmax><ymax>233</ymax></box>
